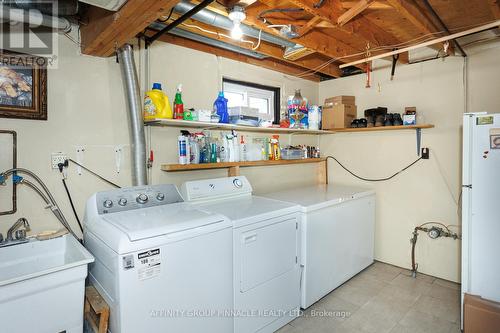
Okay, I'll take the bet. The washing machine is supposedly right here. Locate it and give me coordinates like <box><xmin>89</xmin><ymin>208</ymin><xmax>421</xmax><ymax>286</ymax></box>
<box><xmin>83</xmin><ymin>184</ymin><xmax>233</xmax><ymax>333</ymax></box>
<box><xmin>262</xmin><ymin>184</ymin><xmax>376</xmax><ymax>309</ymax></box>
<box><xmin>181</xmin><ymin>176</ymin><xmax>301</xmax><ymax>333</ymax></box>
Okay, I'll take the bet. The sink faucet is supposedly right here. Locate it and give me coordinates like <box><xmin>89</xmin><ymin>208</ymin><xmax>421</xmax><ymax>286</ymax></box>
<box><xmin>6</xmin><ymin>218</ymin><xmax>31</xmax><ymax>241</ymax></box>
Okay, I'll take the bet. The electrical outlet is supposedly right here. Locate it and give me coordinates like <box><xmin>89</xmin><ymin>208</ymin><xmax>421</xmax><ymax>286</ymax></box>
<box><xmin>51</xmin><ymin>152</ymin><xmax>67</xmax><ymax>169</ymax></box>
<box><xmin>421</xmin><ymin>147</ymin><xmax>430</xmax><ymax>159</ymax></box>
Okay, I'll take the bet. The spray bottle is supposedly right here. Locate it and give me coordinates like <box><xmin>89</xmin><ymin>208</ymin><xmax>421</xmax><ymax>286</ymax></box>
<box><xmin>174</xmin><ymin>84</ymin><xmax>184</xmax><ymax>120</ymax></box>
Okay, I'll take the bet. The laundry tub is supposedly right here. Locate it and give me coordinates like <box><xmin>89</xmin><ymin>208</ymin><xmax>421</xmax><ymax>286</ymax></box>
<box><xmin>0</xmin><ymin>234</ymin><xmax>94</xmax><ymax>333</ymax></box>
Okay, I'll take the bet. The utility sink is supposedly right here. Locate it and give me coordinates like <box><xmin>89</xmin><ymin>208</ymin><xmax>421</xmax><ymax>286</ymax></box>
<box><xmin>0</xmin><ymin>234</ymin><xmax>94</xmax><ymax>333</ymax></box>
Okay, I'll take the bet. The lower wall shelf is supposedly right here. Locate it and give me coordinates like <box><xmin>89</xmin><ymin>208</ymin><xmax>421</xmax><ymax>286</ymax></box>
<box><xmin>161</xmin><ymin>158</ymin><xmax>329</xmax><ymax>182</ymax></box>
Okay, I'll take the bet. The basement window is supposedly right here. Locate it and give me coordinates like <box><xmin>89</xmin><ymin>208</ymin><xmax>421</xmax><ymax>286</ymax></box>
<box><xmin>222</xmin><ymin>78</ymin><xmax>280</xmax><ymax>124</ymax></box>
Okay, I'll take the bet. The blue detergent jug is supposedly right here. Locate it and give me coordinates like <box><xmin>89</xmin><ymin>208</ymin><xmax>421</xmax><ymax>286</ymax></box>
<box><xmin>213</xmin><ymin>91</ymin><xmax>229</xmax><ymax>123</ymax></box>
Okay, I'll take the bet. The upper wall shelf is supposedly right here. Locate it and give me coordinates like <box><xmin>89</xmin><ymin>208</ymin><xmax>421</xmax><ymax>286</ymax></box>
<box><xmin>145</xmin><ymin>119</ymin><xmax>334</xmax><ymax>135</ymax></box>
<box><xmin>145</xmin><ymin>119</ymin><xmax>434</xmax><ymax>135</ymax></box>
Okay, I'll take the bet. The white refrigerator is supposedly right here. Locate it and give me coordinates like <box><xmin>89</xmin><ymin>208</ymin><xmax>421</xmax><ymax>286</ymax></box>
<box><xmin>461</xmin><ymin>113</ymin><xmax>500</xmax><ymax>325</ymax></box>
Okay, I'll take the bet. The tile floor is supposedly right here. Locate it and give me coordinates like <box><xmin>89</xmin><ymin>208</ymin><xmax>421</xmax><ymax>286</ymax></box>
<box><xmin>277</xmin><ymin>261</ymin><xmax>461</xmax><ymax>333</ymax></box>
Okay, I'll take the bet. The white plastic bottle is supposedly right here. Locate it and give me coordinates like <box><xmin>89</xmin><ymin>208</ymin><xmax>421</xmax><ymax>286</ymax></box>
<box><xmin>178</xmin><ymin>135</ymin><xmax>189</xmax><ymax>165</ymax></box>
<box><xmin>189</xmin><ymin>136</ymin><xmax>200</xmax><ymax>164</ymax></box>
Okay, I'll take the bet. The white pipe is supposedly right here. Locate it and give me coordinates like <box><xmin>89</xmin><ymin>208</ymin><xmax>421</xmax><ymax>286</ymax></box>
<box><xmin>0</xmin><ymin>5</ymin><xmax>72</xmax><ymax>33</ymax></box>
<box><xmin>339</xmin><ymin>20</ymin><xmax>500</xmax><ymax>69</ymax></box>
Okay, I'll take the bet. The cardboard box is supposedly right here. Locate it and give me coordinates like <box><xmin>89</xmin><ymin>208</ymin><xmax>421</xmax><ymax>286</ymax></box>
<box><xmin>324</xmin><ymin>96</ymin><xmax>356</xmax><ymax>107</ymax></box>
<box><xmin>322</xmin><ymin>104</ymin><xmax>357</xmax><ymax>129</ymax></box>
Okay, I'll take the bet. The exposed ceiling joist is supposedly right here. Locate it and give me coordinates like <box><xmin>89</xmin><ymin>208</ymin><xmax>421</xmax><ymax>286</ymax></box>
<box><xmin>165</xmin><ymin>15</ymin><xmax>341</xmax><ymax>77</ymax></box>
<box><xmin>298</xmin><ymin>16</ymin><xmax>323</xmax><ymax>36</ymax></box>
<box><xmin>244</xmin><ymin>2</ymin><xmax>367</xmax><ymax>70</ymax></box>
<box><xmin>154</xmin><ymin>33</ymin><xmax>323</xmax><ymax>82</ymax></box>
<box><xmin>337</xmin><ymin>0</ymin><xmax>374</xmax><ymax>26</ymax></box>
<box><xmin>386</xmin><ymin>0</ymin><xmax>441</xmax><ymax>38</ymax></box>
<box><xmin>489</xmin><ymin>0</ymin><xmax>500</xmax><ymax>19</ymax></box>
<box><xmin>80</xmin><ymin>0</ymin><xmax>178</xmax><ymax>57</ymax></box>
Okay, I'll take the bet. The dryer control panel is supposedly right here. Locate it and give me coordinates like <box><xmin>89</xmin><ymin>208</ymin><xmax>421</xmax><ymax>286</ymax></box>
<box><xmin>181</xmin><ymin>176</ymin><xmax>253</xmax><ymax>202</ymax></box>
<box><xmin>96</xmin><ymin>184</ymin><xmax>183</xmax><ymax>214</ymax></box>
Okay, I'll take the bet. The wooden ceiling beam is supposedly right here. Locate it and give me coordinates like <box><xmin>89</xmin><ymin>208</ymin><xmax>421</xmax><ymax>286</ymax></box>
<box><xmin>386</xmin><ymin>0</ymin><xmax>441</xmax><ymax>37</ymax></box>
<box><xmin>80</xmin><ymin>0</ymin><xmax>178</xmax><ymax>57</ymax></box>
<box><xmin>244</xmin><ymin>2</ymin><xmax>367</xmax><ymax>70</ymax></box>
<box><xmin>337</xmin><ymin>0</ymin><xmax>374</xmax><ymax>26</ymax></box>
<box><xmin>166</xmin><ymin>15</ymin><xmax>341</xmax><ymax>77</ymax></box>
<box><xmin>489</xmin><ymin>0</ymin><xmax>500</xmax><ymax>19</ymax></box>
<box><xmin>152</xmin><ymin>32</ymin><xmax>322</xmax><ymax>82</ymax></box>
<box><xmin>298</xmin><ymin>16</ymin><xmax>323</xmax><ymax>36</ymax></box>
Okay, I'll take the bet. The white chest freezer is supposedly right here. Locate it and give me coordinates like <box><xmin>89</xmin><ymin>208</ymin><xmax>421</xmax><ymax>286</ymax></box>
<box><xmin>262</xmin><ymin>184</ymin><xmax>375</xmax><ymax>309</ymax></box>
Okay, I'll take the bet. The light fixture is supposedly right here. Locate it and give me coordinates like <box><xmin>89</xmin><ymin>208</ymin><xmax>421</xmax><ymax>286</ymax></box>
<box><xmin>228</xmin><ymin>6</ymin><xmax>246</xmax><ymax>40</ymax></box>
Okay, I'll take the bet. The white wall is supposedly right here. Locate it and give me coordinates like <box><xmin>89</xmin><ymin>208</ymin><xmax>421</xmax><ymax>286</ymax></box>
<box><xmin>319</xmin><ymin>42</ymin><xmax>500</xmax><ymax>282</ymax></box>
<box><xmin>1</xmin><ymin>32</ymin><xmax>499</xmax><ymax>283</ymax></box>
<box><xmin>0</xmin><ymin>36</ymin><xmax>319</xmax><ymax>237</ymax></box>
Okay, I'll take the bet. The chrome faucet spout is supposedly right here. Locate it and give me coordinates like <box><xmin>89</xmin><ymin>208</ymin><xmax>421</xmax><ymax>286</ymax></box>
<box><xmin>6</xmin><ymin>218</ymin><xmax>30</xmax><ymax>241</ymax></box>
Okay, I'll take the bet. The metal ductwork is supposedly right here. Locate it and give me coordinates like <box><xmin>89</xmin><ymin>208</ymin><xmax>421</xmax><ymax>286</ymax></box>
<box><xmin>149</xmin><ymin>22</ymin><xmax>268</xmax><ymax>59</ymax></box>
<box><xmin>0</xmin><ymin>4</ymin><xmax>72</xmax><ymax>32</ymax></box>
<box><xmin>1</xmin><ymin>0</ymin><xmax>79</xmax><ymax>16</ymax></box>
<box><xmin>172</xmin><ymin>0</ymin><xmax>296</xmax><ymax>49</ymax></box>
<box><xmin>116</xmin><ymin>44</ymin><xmax>147</xmax><ymax>186</ymax></box>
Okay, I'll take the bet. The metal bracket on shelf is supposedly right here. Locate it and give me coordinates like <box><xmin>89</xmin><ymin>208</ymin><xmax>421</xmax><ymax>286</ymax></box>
<box><xmin>416</xmin><ymin>128</ymin><xmax>422</xmax><ymax>156</ymax></box>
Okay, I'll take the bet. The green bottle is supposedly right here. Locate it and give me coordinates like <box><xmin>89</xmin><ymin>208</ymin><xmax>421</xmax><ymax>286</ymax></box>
<box><xmin>174</xmin><ymin>84</ymin><xmax>185</xmax><ymax>120</ymax></box>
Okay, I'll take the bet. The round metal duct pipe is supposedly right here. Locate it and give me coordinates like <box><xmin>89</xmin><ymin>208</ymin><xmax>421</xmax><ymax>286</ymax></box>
<box><xmin>174</xmin><ymin>1</ymin><xmax>296</xmax><ymax>49</ymax></box>
<box><xmin>116</xmin><ymin>44</ymin><xmax>148</xmax><ymax>186</ymax></box>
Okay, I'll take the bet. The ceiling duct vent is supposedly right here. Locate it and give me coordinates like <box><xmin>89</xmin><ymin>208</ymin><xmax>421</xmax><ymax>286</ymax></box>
<box><xmin>79</xmin><ymin>0</ymin><xmax>127</xmax><ymax>11</ymax></box>
<box><xmin>283</xmin><ymin>45</ymin><xmax>315</xmax><ymax>60</ymax></box>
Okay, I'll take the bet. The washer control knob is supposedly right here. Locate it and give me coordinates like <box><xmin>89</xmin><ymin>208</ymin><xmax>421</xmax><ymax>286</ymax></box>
<box><xmin>136</xmin><ymin>193</ymin><xmax>149</xmax><ymax>204</ymax></box>
<box><xmin>103</xmin><ymin>200</ymin><xmax>113</xmax><ymax>208</ymax></box>
<box><xmin>233</xmin><ymin>178</ymin><xmax>243</xmax><ymax>188</ymax></box>
<box><xmin>118</xmin><ymin>198</ymin><xmax>128</xmax><ymax>206</ymax></box>
<box><xmin>156</xmin><ymin>193</ymin><xmax>165</xmax><ymax>201</ymax></box>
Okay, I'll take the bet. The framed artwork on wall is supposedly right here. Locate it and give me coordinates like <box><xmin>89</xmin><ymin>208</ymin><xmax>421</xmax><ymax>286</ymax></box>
<box><xmin>0</xmin><ymin>50</ymin><xmax>47</xmax><ymax>120</ymax></box>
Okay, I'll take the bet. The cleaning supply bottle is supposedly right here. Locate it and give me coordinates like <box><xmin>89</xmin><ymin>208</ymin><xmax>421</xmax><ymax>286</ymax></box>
<box><xmin>178</xmin><ymin>133</ymin><xmax>190</xmax><ymax>165</ymax></box>
<box><xmin>213</xmin><ymin>91</ymin><xmax>229</xmax><ymax>123</ymax></box>
<box><xmin>144</xmin><ymin>83</ymin><xmax>172</xmax><ymax>120</ymax></box>
<box><xmin>240</xmin><ymin>135</ymin><xmax>248</xmax><ymax>162</ymax></box>
<box><xmin>174</xmin><ymin>84</ymin><xmax>184</xmax><ymax>120</ymax></box>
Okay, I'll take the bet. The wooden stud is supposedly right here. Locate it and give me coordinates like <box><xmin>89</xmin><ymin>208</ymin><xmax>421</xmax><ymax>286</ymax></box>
<box><xmin>317</xmin><ymin>160</ymin><xmax>328</xmax><ymax>184</ymax></box>
<box><xmin>489</xmin><ymin>0</ymin><xmax>500</xmax><ymax>19</ymax></box>
<box><xmin>337</xmin><ymin>0</ymin><xmax>374</xmax><ymax>26</ymax></box>
<box><xmin>298</xmin><ymin>16</ymin><xmax>323</xmax><ymax>36</ymax></box>
<box><xmin>228</xmin><ymin>166</ymin><xmax>240</xmax><ymax>177</ymax></box>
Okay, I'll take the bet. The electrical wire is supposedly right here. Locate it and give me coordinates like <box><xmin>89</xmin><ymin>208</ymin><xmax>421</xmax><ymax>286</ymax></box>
<box><xmin>158</xmin><ymin>7</ymin><xmax>175</xmax><ymax>23</ymax></box>
<box><xmin>67</xmin><ymin>158</ymin><xmax>121</xmax><ymax>188</ymax></box>
<box><xmin>181</xmin><ymin>22</ymin><xmax>256</xmax><ymax>47</ymax></box>
<box><xmin>325</xmin><ymin>155</ymin><xmax>423</xmax><ymax>182</ymax></box>
<box><xmin>417</xmin><ymin>221</ymin><xmax>451</xmax><ymax>232</ymax></box>
<box><xmin>61</xmin><ymin>178</ymin><xmax>84</xmax><ymax>234</ymax></box>
<box><xmin>252</xmin><ymin>29</ymin><xmax>262</xmax><ymax>50</ymax></box>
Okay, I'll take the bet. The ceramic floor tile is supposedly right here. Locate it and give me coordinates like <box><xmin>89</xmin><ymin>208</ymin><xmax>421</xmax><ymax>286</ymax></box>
<box><xmin>388</xmin><ymin>273</ymin><xmax>433</xmax><ymax>297</ymax></box>
<box><xmin>433</xmin><ymin>278</ymin><xmax>460</xmax><ymax>291</ymax></box>
<box><xmin>414</xmin><ymin>295</ymin><xmax>460</xmax><ymax>324</ymax></box>
<box><xmin>273</xmin><ymin>262</ymin><xmax>461</xmax><ymax>333</ymax></box>
<box><xmin>332</xmin><ymin>281</ymin><xmax>382</xmax><ymax>307</ymax></box>
<box><xmin>399</xmin><ymin>308</ymin><xmax>457</xmax><ymax>333</ymax></box>
<box><xmin>425</xmin><ymin>282</ymin><xmax>461</xmax><ymax>303</ymax></box>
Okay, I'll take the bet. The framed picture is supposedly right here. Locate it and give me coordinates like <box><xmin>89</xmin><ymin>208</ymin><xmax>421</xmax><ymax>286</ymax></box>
<box><xmin>0</xmin><ymin>50</ymin><xmax>47</xmax><ymax>120</ymax></box>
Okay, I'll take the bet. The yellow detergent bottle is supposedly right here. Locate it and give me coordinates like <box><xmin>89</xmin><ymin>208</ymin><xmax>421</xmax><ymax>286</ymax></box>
<box><xmin>144</xmin><ymin>83</ymin><xmax>173</xmax><ymax>120</ymax></box>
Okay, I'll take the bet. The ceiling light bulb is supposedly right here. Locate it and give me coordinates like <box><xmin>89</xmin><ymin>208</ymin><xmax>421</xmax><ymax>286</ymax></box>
<box><xmin>231</xmin><ymin>22</ymin><xmax>243</xmax><ymax>40</ymax></box>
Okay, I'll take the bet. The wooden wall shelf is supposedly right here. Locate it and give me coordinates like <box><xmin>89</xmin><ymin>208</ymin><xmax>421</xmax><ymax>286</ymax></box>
<box><xmin>162</xmin><ymin>158</ymin><xmax>329</xmax><ymax>182</ymax></box>
<box><xmin>146</xmin><ymin>119</ymin><xmax>434</xmax><ymax>135</ymax></box>
<box><xmin>329</xmin><ymin>124</ymin><xmax>434</xmax><ymax>133</ymax></box>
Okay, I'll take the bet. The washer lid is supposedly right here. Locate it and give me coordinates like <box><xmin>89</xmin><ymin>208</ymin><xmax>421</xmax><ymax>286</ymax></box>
<box><xmin>195</xmin><ymin>196</ymin><xmax>299</xmax><ymax>227</ymax></box>
<box><xmin>101</xmin><ymin>202</ymin><xmax>226</xmax><ymax>241</ymax></box>
<box><xmin>262</xmin><ymin>184</ymin><xmax>375</xmax><ymax>212</ymax></box>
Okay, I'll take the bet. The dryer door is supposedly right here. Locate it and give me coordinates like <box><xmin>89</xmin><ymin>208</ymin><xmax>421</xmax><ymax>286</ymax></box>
<box><xmin>239</xmin><ymin>217</ymin><xmax>298</xmax><ymax>292</ymax></box>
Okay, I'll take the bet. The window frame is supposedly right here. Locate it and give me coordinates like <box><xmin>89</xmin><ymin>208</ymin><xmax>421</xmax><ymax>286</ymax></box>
<box><xmin>222</xmin><ymin>78</ymin><xmax>281</xmax><ymax>124</ymax></box>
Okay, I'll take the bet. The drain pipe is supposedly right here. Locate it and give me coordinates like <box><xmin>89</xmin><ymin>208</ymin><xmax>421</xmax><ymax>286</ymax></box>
<box><xmin>116</xmin><ymin>44</ymin><xmax>147</xmax><ymax>186</ymax></box>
